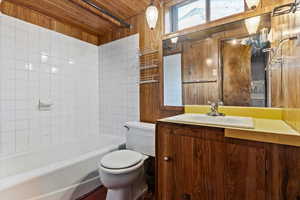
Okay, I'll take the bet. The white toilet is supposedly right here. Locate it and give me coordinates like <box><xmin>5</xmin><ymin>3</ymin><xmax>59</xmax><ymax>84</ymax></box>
<box><xmin>99</xmin><ymin>122</ymin><xmax>155</xmax><ymax>200</ymax></box>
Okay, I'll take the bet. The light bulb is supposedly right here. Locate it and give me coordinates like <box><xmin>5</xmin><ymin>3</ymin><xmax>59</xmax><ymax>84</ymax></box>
<box><xmin>231</xmin><ymin>39</ymin><xmax>238</xmax><ymax>45</ymax></box>
<box><xmin>146</xmin><ymin>4</ymin><xmax>159</xmax><ymax>30</ymax></box>
<box><xmin>171</xmin><ymin>37</ymin><xmax>178</xmax><ymax>44</ymax></box>
<box><xmin>245</xmin><ymin>16</ymin><xmax>261</xmax><ymax>35</ymax></box>
<box><xmin>246</xmin><ymin>0</ymin><xmax>260</xmax><ymax>9</ymax></box>
<box><xmin>206</xmin><ymin>58</ymin><xmax>213</xmax><ymax>66</ymax></box>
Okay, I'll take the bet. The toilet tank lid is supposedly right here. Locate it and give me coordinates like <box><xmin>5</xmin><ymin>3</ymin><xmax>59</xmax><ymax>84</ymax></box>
<box><xmin>125</xmin><ymin>121</ymin><xmax>155</xmax><ymax>131</ymax></box>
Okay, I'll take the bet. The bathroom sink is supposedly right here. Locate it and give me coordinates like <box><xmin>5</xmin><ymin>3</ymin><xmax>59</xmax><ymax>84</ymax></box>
<box><xmin>167</xmin><ymin>114</ymin><xmax>254</xmax><ymax>129</ymax></box>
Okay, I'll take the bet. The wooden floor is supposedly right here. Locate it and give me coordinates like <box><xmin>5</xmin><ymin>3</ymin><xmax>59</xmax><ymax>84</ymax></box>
<box><xmin>80</xmin><ymin>186</ymin><xmax>154</xmax><ymax>200</ymax></box>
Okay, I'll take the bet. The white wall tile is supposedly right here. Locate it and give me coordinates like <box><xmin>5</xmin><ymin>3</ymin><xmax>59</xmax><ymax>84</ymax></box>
<box><xmin>99</xmin><ymin>34</ymin><xmax>140</xmax><ymax>139</ymax></box>
<box><xmin>0</xmin><ymin>14</ymin><xmax>100</xmax><ymax>158</ymax></box>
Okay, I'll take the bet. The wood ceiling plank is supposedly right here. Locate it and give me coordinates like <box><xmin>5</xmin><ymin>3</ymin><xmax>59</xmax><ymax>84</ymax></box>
<box><xmin>92</xmin><ymin>0</ymin><xmax>150</xmax><ymax>19</ymax></box>
<box><xmin>69</xmin><ymin>0</ymin><xmax>122</xmax><ymax>27</ymax></box>
<box><xmin>2</xmin><ymin>0</ymin><xmax>152</xmax><ymax>36</ymax></box>
<box><xmin>39</xmin><ymin>0</ymin><xmax>114</xmax><ymax>31</ymax></box>
<box><xmin>4</xmin><ymin>0</ymin><xmax>113</xmax><ymax>35</ymax></box>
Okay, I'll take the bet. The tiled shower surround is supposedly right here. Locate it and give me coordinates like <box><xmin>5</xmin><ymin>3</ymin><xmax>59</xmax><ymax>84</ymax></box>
<box><xmin>0</xmin><ymin>14</ymin><xmax>139</xmax><ymax>158</ymax></box>
<box><xmin>99</xmin><ymin>35</ymin><xmax>140</xmax><ymax>138</ymax></box>
<box><xmin>0</xmin><ymin>14</ymin><xmax>99</xmax><ymax>157</ymax></box>
<box><xmin>0</xmin><ymin>15</ymin><xmax>99</xmax><ymax>157</ymax></box>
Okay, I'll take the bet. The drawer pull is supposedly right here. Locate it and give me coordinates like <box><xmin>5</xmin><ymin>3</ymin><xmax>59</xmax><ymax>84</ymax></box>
<box><xmin>164</xmin><ymin>156</ymin><xmax>170</xmax><ymax>161</ymax></box>
<box><xmin>181</xmin><ymin>193</ymin><xmax>191</xmax><ymax>200</ymax></box>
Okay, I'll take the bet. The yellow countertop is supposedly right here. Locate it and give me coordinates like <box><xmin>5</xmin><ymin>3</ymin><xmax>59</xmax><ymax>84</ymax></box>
<box><xmin>158</xmin><ymin>106</ymin><xmax>300</xmax><ymax>147</ymax></box>
<box><xmin>159</xmin><ymin>115</ymin><xmax>298</xmax><ymax>135</ymax></box>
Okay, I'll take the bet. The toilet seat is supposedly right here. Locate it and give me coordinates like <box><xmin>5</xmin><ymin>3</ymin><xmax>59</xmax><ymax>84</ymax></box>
<box><xmin>100</xmin><ymin>150</ymin><xmax>148</xmax><ymax>175</ymax></box>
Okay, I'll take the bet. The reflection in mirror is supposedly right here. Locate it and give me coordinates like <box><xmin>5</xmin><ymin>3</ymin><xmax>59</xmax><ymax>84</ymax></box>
<box><xmin>221</xmin><ymin>35</ymin><xmax>269</xmax><ymax>107</ymax></box>
<box><xmin>164</xmin><ymin>54</ymin><xmax>182</xmax><ymax>106</ymax></box>
<box><xmin>163</xmin><ymin>14</ymin><xmax>272</xmax><ymax>107</ymax></box>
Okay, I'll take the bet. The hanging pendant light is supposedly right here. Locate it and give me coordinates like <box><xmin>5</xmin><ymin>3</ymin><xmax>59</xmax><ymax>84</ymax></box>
<box><xmin>245</xmin><ymin>16</ymin><xmax>261</xmax><ymax>35</ymax></box>
<box><xmin>246</xmin><ymin>0</ymin><xmax>260</xmax><ymax>9</ymax></box>
<box><xmin>146</xmin><ymin>1</ymin><xmax>159</xmax><ymax>30</ymax></box>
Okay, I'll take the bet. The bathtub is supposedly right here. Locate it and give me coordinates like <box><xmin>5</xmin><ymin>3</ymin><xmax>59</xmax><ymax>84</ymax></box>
<box><xmin>0</xmin><ymin>135</ymin><xmax>125</xmax><ymax>200</ymax></box>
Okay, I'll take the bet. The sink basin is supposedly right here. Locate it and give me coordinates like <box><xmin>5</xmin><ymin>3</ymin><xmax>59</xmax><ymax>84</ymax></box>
<box><xmin>168</xmin><ymin>114</ymin><xmax>254</xmax><ymax>129</ymax></box>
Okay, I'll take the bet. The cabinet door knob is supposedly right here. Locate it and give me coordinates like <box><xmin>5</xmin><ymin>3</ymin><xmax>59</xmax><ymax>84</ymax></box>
<box><xmin>181</xmin><ymin>193</ymin><xmax>191</xmax><ymax>200</ymax></box>
<box><xmin>163</xmin><ymin>156</ymin><xmax>170</xmax><ymax>161</ymax></box>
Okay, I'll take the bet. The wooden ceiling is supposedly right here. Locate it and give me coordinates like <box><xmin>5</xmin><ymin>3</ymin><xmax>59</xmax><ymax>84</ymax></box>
<box><xmin>3</xmin><ymin>0</ymin><xmax>151</xmax><ymax>36</ymax></box>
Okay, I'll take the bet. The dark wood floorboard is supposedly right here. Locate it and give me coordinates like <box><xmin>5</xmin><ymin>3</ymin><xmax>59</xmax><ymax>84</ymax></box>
<box><xmin>80</xmin><ymin>186</ymin><xmax>154</xmax><ymax>200</ymax></box>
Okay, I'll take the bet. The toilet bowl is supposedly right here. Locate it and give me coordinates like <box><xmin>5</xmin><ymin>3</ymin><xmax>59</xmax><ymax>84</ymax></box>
<box><xmin>98</xmin><ymin>122</ymin><xmax>155</xmax><ymax>200</ymax></box>
<box><xmin>99</xmin><ymin>150</ymin><xmax>148</xmax><ymax>200</ymax></box>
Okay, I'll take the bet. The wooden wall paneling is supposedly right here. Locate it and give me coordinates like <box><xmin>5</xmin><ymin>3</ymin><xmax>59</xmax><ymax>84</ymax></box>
<box><xmin>1</xmin><ymin>1</ymin><xmax>100</xmax><ymax>45</ymax></box>
<box><xmin>261</xmin><ymin>0</ymin><xmax>293</xmax><ymax>8</ymax></box>
<box><xmin>271</xmin><ymin>12</ymin><xmax>300</xmax><ymax>132</ymax></box>
<box><xmin>183</xmin><ymin>83</ymin><xmax>219</xmax><ymax>105</ymax></box>
<box><xmin>140</xmin><ymin>83</ymin><xmax>161</xmax><ymax>123</ymax></box>
<box><xmin>181</xmin><ymin>39</ymin><xmax>219</xmax><ymax>105</ymax></box>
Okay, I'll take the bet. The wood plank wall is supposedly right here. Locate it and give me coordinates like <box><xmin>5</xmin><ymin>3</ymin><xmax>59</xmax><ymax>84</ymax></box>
<box><xmin>271</xmin><ymin>12</ymin><xmax>300</xmax><ymax>132</ymax></box>
<box><xmin>0</xmin><ymin>1</ymin><xmax>99</xmax><ymax>45</ymax></box>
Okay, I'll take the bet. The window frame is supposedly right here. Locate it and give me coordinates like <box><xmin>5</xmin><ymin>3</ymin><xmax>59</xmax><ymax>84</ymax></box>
<box><xmin>170</xmin><ymin>0</ymin><xmax>246</xmax><ymax>32</ymax></box>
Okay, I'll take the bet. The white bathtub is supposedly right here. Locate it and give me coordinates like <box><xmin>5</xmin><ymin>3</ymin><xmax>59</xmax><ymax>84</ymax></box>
<box><xmin>0</xmin><ymin>135</ymin><xmax>125</xmax><ymax>200</ymax></box>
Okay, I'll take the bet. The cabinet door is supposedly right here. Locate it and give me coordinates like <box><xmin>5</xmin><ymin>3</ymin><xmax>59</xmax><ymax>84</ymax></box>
<box><xmin>267</xmin><ymin>144</ymin><xmax>300</xmax><ymax>200</ymax></box>
<box><xmin>171</xmin><ymin>134</ymin><xmax>225</xmax><ymax>200</ymax></box>
<box><xmin>225</xmin><ymin>139</ymin><xmax>266</xmax><ymax>200</ymax></box>
<box><xmin>157</xmin><ymin>125</ymin><xmax>226</xmax><ymax>200</ymax></box>
<box><xmin>156</xmin><ymin>124</ymin><xmax>175</xmax><ymax>200</ymax></box>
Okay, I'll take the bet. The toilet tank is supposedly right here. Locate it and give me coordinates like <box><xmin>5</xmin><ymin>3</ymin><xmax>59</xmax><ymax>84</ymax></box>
<box><xmin>125</xmin><ymin>122</ymin><xmax>155</xmax><ymax>157</ymax></box>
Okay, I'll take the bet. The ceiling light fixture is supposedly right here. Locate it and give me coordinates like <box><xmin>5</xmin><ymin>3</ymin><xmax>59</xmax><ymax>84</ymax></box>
<box><xmin>146</xmin><ymin>1</ymin><xmax>159</xmax><ymax>30</ymax></box>
<box><xmin>246</xmin><ymin>0</ymin><xmax>260</xmax><ymax>9</ymax></box>
<box><xmin>245</xmin><ymin>16</ymin><xmax>261</xmax><ymax>35</ymax></box>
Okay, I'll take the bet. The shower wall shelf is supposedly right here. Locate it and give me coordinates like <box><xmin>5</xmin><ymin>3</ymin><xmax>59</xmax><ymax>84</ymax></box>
<box><xmin>139</xmin><ymin>48</ymin><xmax>160</xmax><ymax>85</ymax></box>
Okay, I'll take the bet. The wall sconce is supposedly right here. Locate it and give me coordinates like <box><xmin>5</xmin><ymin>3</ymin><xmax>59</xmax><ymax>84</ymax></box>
<box><xmin>245</xmin><ymin>16</ymin><xmax>261</xmax><ymax>35</ymax></box>
<box><xmin>146</xmin><ymin>1</ymin><xmax>159</xmax><ymax>30</ymax></box>
<box><xmin>246</xmin><ymin>0</ymin><xmax>260</xmax><ymax>9</ymax></box>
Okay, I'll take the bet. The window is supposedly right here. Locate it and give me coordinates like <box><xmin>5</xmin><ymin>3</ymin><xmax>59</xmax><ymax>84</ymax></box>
<box><xmin>177</xmin><ymin>0</ymin><xmax>206</xmax><ymax>30</ymax></box>
<box><xmin>170</xmin><ymin>0</ymin><xmax>245</xmax><ymax>32</ymax></box>
<box><xmin>210</xmin><ymin>0</ymin><xmax>245</xmax><ymax>20</ymax></box>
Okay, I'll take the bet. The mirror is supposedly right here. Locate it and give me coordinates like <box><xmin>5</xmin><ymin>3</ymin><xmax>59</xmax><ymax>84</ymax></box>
<box><xmin>163</xmin><ymin>13</ymin><xmax>272</xmax><ymax>107</ymax></box>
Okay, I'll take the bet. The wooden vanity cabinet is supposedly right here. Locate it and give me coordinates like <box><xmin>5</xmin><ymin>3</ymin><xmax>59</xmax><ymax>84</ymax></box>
<box><xmin>156</xmin><ymin>122</ymin><xmax>266</xmax><ymax>200</ymax></box>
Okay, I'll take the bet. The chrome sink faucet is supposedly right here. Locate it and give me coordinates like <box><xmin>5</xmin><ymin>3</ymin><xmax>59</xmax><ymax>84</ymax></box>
<box><xmin>207</xmin><ymin>101</ymin><xmax>225</xmax><ymax>116</ymax></box>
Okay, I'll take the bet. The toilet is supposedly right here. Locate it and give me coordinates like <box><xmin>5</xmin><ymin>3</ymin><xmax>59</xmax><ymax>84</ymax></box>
<box><xmin>98</xmin><ymin>122</ymin><xmax>155</xmax><ymax>200</ymax></box>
